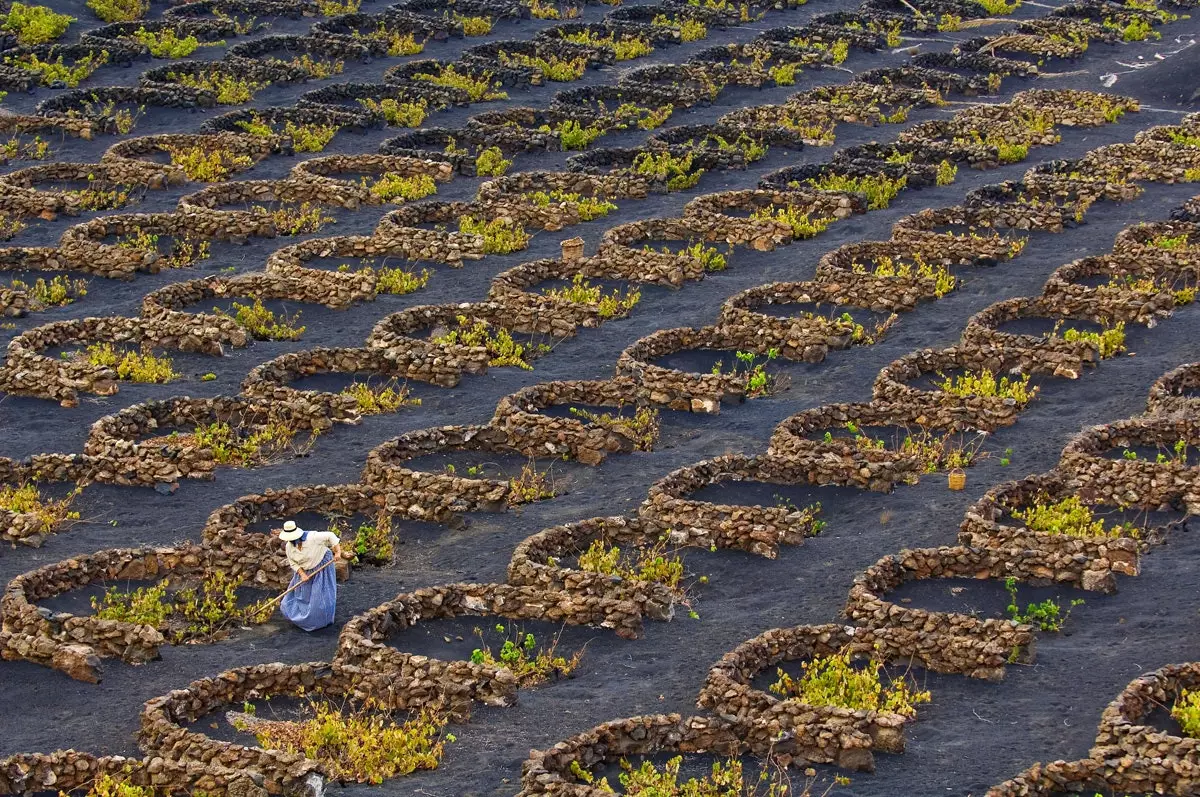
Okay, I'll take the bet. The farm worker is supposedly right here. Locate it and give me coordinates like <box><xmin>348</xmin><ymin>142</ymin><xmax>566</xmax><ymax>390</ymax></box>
<box><xmin>278</xmin><ymin>520</ymin><xmax>341</xmax><ymax>631</ymax></box>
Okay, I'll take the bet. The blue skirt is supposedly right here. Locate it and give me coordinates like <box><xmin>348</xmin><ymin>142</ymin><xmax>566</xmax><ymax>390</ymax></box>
<box><xmin>281</xmin><ymin>550</ymin><xmax>337</xmax><ymax>632</ymax></box>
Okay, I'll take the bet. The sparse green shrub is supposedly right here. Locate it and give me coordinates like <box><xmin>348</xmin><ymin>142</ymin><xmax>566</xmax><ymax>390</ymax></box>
<box><xmin>631</xmin><ymin>150</ymin><xmax>704</xmax><ymax>190</ymax></box>
<box><xmin>561</xmin><ymin>29</ymin><xmax>652</xmax><ymax>59</ymax></box>
<box><xmin>0</xmin><ymin>211</ymin><xmax>27</xmax><ymax>240</ymax></box>
<box><xmin>523</xmin><ymin>189</ymin><xmax>615</xmax><ymax>220</ymax></box>
<box><xmin>769</xmin><ymin>648</ymin><xmax>931</xmax><ymax>716</ymax></box>
<box><xmin>359</xmin><ymin>29</ymin><xmax>425</xmax><ymax>56</ymax></box>
<box><xmin>215</xmin><ymin>297</ymin><xmax>306</xmax><ymax>340</ymax></box>
<box><xmin>431</xmin><ymin>314</ymin><xmax>535</xmax><ymax>368</ymax></box>
<box><xmin>573</xmin><ymin>755</ymin><xmax>802</xmax><ymax>795</ymax></box>
<box><xmin>73</xmin><ymin>342</ymin><xmax>179</xmax><ymax>383</ymax></box>
<box><xmin>1013</xmin><ymin>494</ymin><xmax>1140</xmax><ymax>538</ymax></box>
<box><xmin>254</xmin><ymin>201</ymin><xmax>336</xmax><ymax>235</ymax></box>
<box><xmin>551</xmin><ymin>119</ymin><xmax>603</xmax><ymax>150</ymax></box>
<box><xmin>133</xmin><ymin>27</ymin><xmax>213</xmax><ymax>58</ymax></box>
<box><xmin>360</xmin><ymin>264</ymin><xmax>430</xmax><ymax>295</ymax></box>
<box><xmin>1004</xmin><ymin>577</ymin><xmax>1082</xmax><ymax>631</ymax></box>
<box><xmin>750</xmin><ymin>205</ymin><xmax>835</xmax><ymax>239</ymax></box>
<box><xmin>341</xmin><ymin>379</ymin><xmax>420</xmax><ymax>414</ymax></box>
<box><xmin>451</xmin><ymin>12</ymin><xmax>493</xmax><ymax>35</ymax></box>
<box><xmin>578</xmin><ymin>536</ymin><xmax>681</xmax><ymax>587</ymax></box>
<box><xmin>613</xmin><ymin>102</ymin><xmax>673</xmax><ymax>130</ymax></box>
<box><xmin>569</xmin><ymin>406</ymin><xmax>660</xmax><ymax>450</ymax></box>
<box><xmin>159</xmin><ymin>417</ymin><xmax>316</xmax><ymax>466</ymax></box>
<box><xmin>413</xmin><ymin>65</ymin><xmax>506</xmax><ymax>101</ymax></box>
<box><xmin>9</xmin><ymin>275</ymin><xmax>87</xmax><ymax>308</ymax></box>
<box><xmin>652</xmin><ymin>14</ymin><xmax>707</xmax><ymax>41</ymax></box>
<box><xmin>166</xmin><ymin>71</ymin><xmax>265</xmax><ymax>103</ymax></box>
<box><xmin>2</xmin><ymin>3</ymin><xmax>73</xmax><ymax>45</ymax></box>
<box><xmin>236</xmin><ymin>698</ymin><xmax>446</xmax><ymax>783</ymax></box>
<box><xmin>166</xmin><ymin>145</ymin><xmax>252</xmax><ymax>181</ymax></box>
<box><xmin>358</xmin><ymin>97</ymin><xmax>428</xmax><ymax>127</ymax></box>
<box><xmin>936</xmin><ymin>159</ymin><xmax>958</xmax><ymax>186</ymax></box>
<box><xmin>936</xmin><ymin>369</ymin><xmax>1037</xmax><ymax>406</ymax></box>
<box><xmin>117</xmin><ymin>230</ymin><xmax>211</xmax><ymax>268</ymax></box>
<box><xmin>499</xmin><ymin>51</ymin><xmax>587</xmax><ymax>81</ymax></box>
<box><xmin>363</xmin><ymin>171</ymin><xmax>437</xmax><ymax>202</ymax></box>
<box><xmin>8</xmin><ymin>51</ymin><xmax>108</xmax><ymax>87</ymax></box>
<box><xmin>807</xmin><ymin>172</ymin><xmax>907</xmax><ymax>210</ymax></box>
<box><xmin>543</xmin><ymin>274</ymin><xmax>639</xmax><ymax>317</ymax></box>
<box><xmin>0</xmin><ymin>482</ymin><xmax>80</xmax><ymax>534</ymax></box>
<box><xmin>527</xmin><ymin>0</ymin><xmax>578</xmax><ymax>19</ymax></box>
<box><xmin>711</xmin><ymin>349</ymin><xmax>780</xmax><ymax>397</ymax></box>
<box><xmin>458</xmin><ymin>215</ymin><xmax>530</xmax><ymax>254</ymax></box>
<box><xmin>0</xmin><ymin>134</ymin><xmax>50</xmax><ymax>162</ymax></box>
<box><xmin>66</xmin><ymin>176</ymin><xmax>133</xmax><ymax>210</ymax></box>
<box><xmin>1173</xmin><ymin>690</ymin><xmax>1200</xmax><ymax>738</ymax></box>
<box><xmin>87</xmin><ymin>0</ymin><xmax>147</xmax><ymax>22</ymax></box>
<box><xmin>285</xmin><ymin>53</ymin><xmax>343</xmax><ymax>79</ymax></box>
<box><xmin>851</xmin><ymin>254</ymin><xmax>956</xmax><ymax>297</ymax></box>
<box><xmin>1057</xmin><ymin>321</ymin><xmax>1126</xmax><ymax>358</ymax></box>
<box><xmin>474</xmin><ymin>146</ymin><xmax>512</xmax><ymax>176</ymax></box>
<box><xmin>974</xmin><ymin>0</ymin><xmax>1019</xmax><ymax>13</ymax></box>
<box><xmin>317</xmin><ymin>0</ymin><xmax>361</xmax><ymax>14</ymax></box>
<box><xmin>470</xmin><ymin>622</ymin><xmax>582</xmax><ymax>685</ymax></box>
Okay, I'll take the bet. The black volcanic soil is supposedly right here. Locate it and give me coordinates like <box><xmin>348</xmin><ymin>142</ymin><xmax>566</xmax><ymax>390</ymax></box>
<box><xmin>3</xmin><ymin>2</ymin><xmax>1200</xmax><ymax>796</ymax></box>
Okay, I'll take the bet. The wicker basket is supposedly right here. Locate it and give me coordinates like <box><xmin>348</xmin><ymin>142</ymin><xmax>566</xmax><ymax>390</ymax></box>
<box><xmin>561</xmin><ymin>236</ymin><xmax>584</xmax><ymax>262</ymax></box>
<box><xmin>948</xmin><ymin>468</ymin><xmax>966</xmax><ymax>490</ymax></box>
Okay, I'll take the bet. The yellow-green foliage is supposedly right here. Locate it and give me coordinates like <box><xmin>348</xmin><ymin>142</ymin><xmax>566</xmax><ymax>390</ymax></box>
<box><xmin>341</xmin><ymin>379</ymin><xmax>420</xmax><ymax>414</ymax></box>
<box><xmin>851</xmin><ymin>254</ymin><xmax>956</xmax><ymax>297</ymax></box>
<box><xmin>1151</xmin><ymin>233</ymin><xmax>1191</xmax><ymax>249</ymax></box>
<box><xmin>451</xmin><ymin>12</ymin><xmax>493</xmax><ymax>35</ymax></box>
<box><xmin>936</xmin><ymin>159</ymin><xmax>958</xmax><ymax>186</ymax></box>
<box><xmin>710</xmin><ymin>349</ymin><xmax>780</xmax><ymax>397</ymax></box>
<box><xmin>0</xmin><ymin>212</ymin><xmax>25</xmax><ymax>240</ymax></box>
<box><xmin>470</xmin><ymin>622</ymin><xmax>582</xmax><ymax>685</ymax></box>
<box><xmin>352</xmin><ymin>264</ymin><xmax>430</xmax><ymax>295</ymax></box>
<box><xmin>807</xmin><ymin>172</ymin><xmax>907</xmax><ymax>209</ymax></box>
<box><xmin>87</xmin><ymin>0</ymin><xmax>146</xmax><ymax>22</ymax></box>
<box><xmin>578</xmin><ymin>536</ymin><xmax>681</xmax><ymax>586</ymax></box>
<box><xmin>458</xmin><ymin>215</ymin><xmax>531</xmax><ymax>254</ymax></box>
<box><xmin>216</xmin><ymin>297</ymin><xmax>306</xmax><ymax>340</ymax></box>
<box><xmin>358</xmin><ymin>97</ymin><xmax>427</xmax><ymax>127</ymax></box>
<box><xmin>285</xmin><ymin>54</ymin><xmax>343</xmax><ymax>79</ymax></box>
<box><xmin>1167</xmin><ymin>130</ymin><xmax>1200</xmax><ymax>147</ymax></box>
<box><xmin>569</xmin><ymin>405</ymin><xmax>660</xmax><ymax>450</ymax></box>
<box><xmin>652</xmin><ymin>14</ymin><xmax>706</xmax><ymax>41</ymax></box>
<box><xmin>432</xmin><ymin>314</ymin><xmax>534</xmax><ymax>368</ymax></box>
<box><xmin>561</xmin><ymin>29</ymin><xmax>653</xmax><ymax>60</ymax></box>
<box><xmin>241</xmin><ymin>700</ymin><xmax>446</xmax><ymax>783</ymax></box>
<box><xmin>0</xmin><ymin>482</ymin><xmax>80</xmax><ymax>534</ymax></box>
<box><xmin>474</xmin><ymin>146</ymin><xmax>512</xmax><ymax>176</ymax></box>
<box><xmin>549</xmin><ymin>119</ymin><xmax>603</xmax><ymax>150</ymax></box>
<box><xmin>414</xmin><ymin>65</ymin><xmax>506</xmax><ymax>101</ymax></box>
<box><xmin>523</xmin><ymin>189</ymin><xmax>616</xmax><ymax>220</ymax></box>
<box><xmin>1112</xmin><ymin>15</ymin><xmax>1159</xmax><ymax>40</ymax></box>
<box><xmin>256</xmin><ymin>202</ymin><xmax>336</xmax><ymax>235</ymax></box>
<box><xmin>769</xmin><ymin>648</ymin><xmax>932</xmax><ymax>717</ymax></box>
<box><xmin>651</xmin><ymin>242</ymin><xmax>726</xmax><ymax>272</ymax></box>
<box><xmin>66</xmin><ymin>178</ymin><xmax>132</xmax><ymax>210</ymax></box>
<box><xmin>77</xmin><ymin>342</ymin><xmax>178</xmax><ymax>382</ymax></box>
<box><xmin>937</xmin><ymin>12</ymin><xmax>962</xmax><ymax>30</ymax></box>
<box><xmin>168</xmin><ymin>417</ymin><xmax>314</xmax><ymax>466</ymax></box>
<box><xmin>236</xmin><ymin>116</ymin><xmax>337</xmax><ymax>153</ymax></box>
<box><xmin>528</xmin><ymin>0</ymin><xmax>578</xmax><ymax>19</ymax></box>
<box><xmin>94</xmin><ymin>572</ymin><xmax>271</xmax><ymax>641</ymax></box>
<box><xmin>2</xmin><ymin>3</ymin><xmax>73</xmax><ymax>45</ymax></box>
<box><xmin>8</xmin><ymin>51</ymin><xmax>108</xmax><ymax>87</ymax></box>
<box><xmin>317</xmin><ymin>0</ymin><xmax>361</xmax><ymax>14</ymax></box>
<box><xmin>1058</xmin><ymin>321</ymin><xmax>1126</xmax><ymax>358</ymax></box>
<box><xmin>574</xmin><ymin>756</ymin><xmax>794</xmax><ymax>796</ymax></box>
<box><xmin>750</xmin><ymin>204</ymin><xmax>835</xmax><ymax>239</ymax></box>
<box><xmin>499</xmin><ymin>51</ymin><xmax>587</xmax><ymax>81</ymax></box>
<box><xmin>613</xmin><ymin>102</ymin><xmax>672</xmax><ymax>130</ymax></box>
<box><xmin>359</xmin><ymin>28</ymin><xmax>425</xmax><ymax>56</ymax></box>
<box><xmin>543</xmin><ymin>274</ymin><xmax>640</xmax><ymax>317</ymax></box>
<box><xmin>974</xmin><ymin>0</ymin><xmax>1019</xmax><ymax>13</ymax></box>
<box><xmin>631</xmin><ymin>150</ymin><xmax>704</xmax><ymax>190</ymax></box>
<box><xmin>0</xmin><ymin>134</ymin><xmax>50</xmax><ymax>162</ymax></box>
<box><xmin>80</xmin><ymin>774</ymin><xmax>157</xmax><ymax>797</ymax></box>
<box><xmin>166</xmin><ymin>71</ymin><xmax>266</xmax><ymax>104</ymax></box>
<box><xmin>1013</xmin><ymin>494</ymin><xmax>1139</xmax><ymax>538</ymax></box>
<box><xmin>936</xmin><ymin>369</ymin><xmax>1038</xmax><ymax>406</ymax></box>
<box><xmin>508</xmin><ymin>461</ymin><xmax>557</xmax><ymax>503</ymax></box>
<box><xmin>363</xmin><ymin>172</ymin><xmax>437</xmax><ymax>202</ymax></box>
<box><xmin>133</xmin><ymin>27</ymin><xmax>211</xmax><ymax>58</ymax></box>
<box><xmin>332</xmin><ymin>515</ymin><xmax>395</xmax><ymax>563</ymax></box>
<box><xmin>9</xmin><ymin>275</ymin><xmax>87</xmax><ymax>308</ymax></box>
<box><xmin>117</xmin><ymin>230</ymin><xmax>211</xmax><ymax>268</ymax></box>
<box><xmin>1173</xmin><ymin>689</ymin><xmax>1200</xmax><ymax>738</ymax></box>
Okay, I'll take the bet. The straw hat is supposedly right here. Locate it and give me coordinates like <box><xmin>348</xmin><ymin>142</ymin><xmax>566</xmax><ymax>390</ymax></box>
<box><xmin>279</xmin><ymin>520</ymin><xmax>304</xmax><ymax>542</ymax></box>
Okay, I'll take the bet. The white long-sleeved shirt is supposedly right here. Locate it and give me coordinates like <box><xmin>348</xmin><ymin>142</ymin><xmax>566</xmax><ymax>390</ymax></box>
<box><xmin>285</xmin><ymin>529</ymin><xmax>340</xmax><ymax>572</ymax></box>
